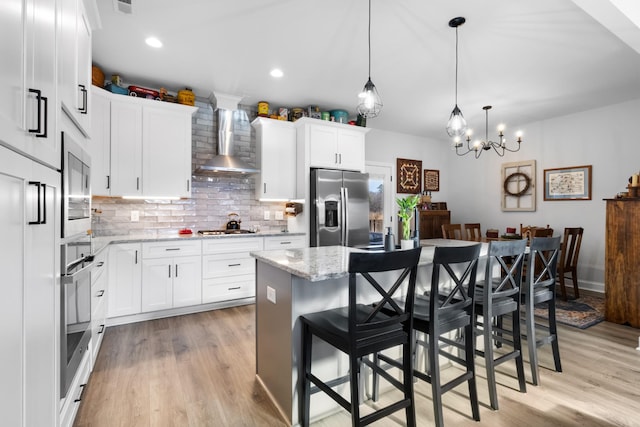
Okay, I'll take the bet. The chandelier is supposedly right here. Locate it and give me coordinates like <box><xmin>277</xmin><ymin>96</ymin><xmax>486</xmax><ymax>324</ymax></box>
<box><xmin>453</xmin><ymin>105</ymin><xmax>523</xmax><ymax>158</ymax></box>
<box><xmin>356</xmin><ymin>0</ymin><xmax>382</xmax><ymax>118</ymax></box>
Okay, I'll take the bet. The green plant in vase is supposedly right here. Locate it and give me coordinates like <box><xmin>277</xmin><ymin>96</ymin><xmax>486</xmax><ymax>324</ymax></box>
<box><xmin>396</xmin><ymin>194</ymin><xmax>420</xmax><ymax>242</ymax></box>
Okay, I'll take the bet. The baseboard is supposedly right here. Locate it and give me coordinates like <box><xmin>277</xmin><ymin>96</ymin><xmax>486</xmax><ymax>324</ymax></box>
<box><xmin>106</xmin><ymin>298</ymin><xmax>255</xmax><ymax>327</ymax></box>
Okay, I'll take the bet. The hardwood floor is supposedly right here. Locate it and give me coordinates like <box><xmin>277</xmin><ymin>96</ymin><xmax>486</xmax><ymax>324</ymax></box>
<box><xmin>75</xmin><ymin>304</ymin><xmax>640</xmax><ymax>427</ymax></box>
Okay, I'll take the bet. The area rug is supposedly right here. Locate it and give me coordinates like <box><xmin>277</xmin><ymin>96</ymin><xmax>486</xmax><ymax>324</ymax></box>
<box><xmin>534</xmin><ymin>294</ymin><xmax>605</xmax><ymax>329</ymax></box>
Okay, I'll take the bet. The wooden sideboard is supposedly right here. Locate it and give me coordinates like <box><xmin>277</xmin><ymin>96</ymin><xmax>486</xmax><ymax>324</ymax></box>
<box><xmin>419</xmin><ymin>210</ymin><xmax>451</xmax><ymax>239</ymax></box>
<box><xmin>604</xmin><ymin>199</ymin><xmax>640</xmax><ymax>328</ymax></box>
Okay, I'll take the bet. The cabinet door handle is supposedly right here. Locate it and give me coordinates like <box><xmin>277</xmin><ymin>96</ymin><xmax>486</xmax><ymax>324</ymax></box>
<box><xmin>135</xmin><ymin>250</ymin><xmax>138</xmax><ymax>264</ymax></box>
<box><xmin>168</xmin><ymin>264</ymin><xmax>172</xmax><ymax>278</ymax></box>
<box><xmin>96</xmin><ymin>261</ymin><xmax>104</xmax><ymax>268</ymax></box>
<box><xmin>334</xmin><ymin>153</ymin><xmax>338</xmax><ymax>164</ymax></box>
<box><xmin>264</xmin><ymin>183</ymin><xmax>266</xmax><ymax>194</ymax></box>
<box><xmin>98</xmin><ymin>324</ymin><xmax>105</xmax><ymax>334</ymax></box>
<box><xmin>97</xmin><ymin>289</ymin><xmax>105</xmax><ymax>297</ymax></box>
<box><xmin>136</xmin><ymin>177</ymin><xmax>140</xmax><ymax>190</ymax></box>
<box><xmin>339</xmin><ymin>153</ymin><xmax>342</xmax><ymax>164</ymax></box>
<box><xmin>228</xmin><ymin>263</ymin><xmax>241</xmax><ymax>267</ymax></box>
<box><xmin>106</xmin><ymin>175</ymin><xmax>110</xmax><ymax>190</ymax></box>
<box><xmin>187</xmin><ymin>179</ymin><xmax>190</xmax><ymax>192</ymax></box>
<box><xmin>175</xmin><ymin>264</ymin><xmax>178</xmax><ymax>277</ymax></box>
<box><xmin>78</xmin><ymin>84</ymin><xmax>88</xmax><ymax>114</ymax></box>
<box><xmin>74</xmin><ymin>384</ymin><xmax>87</xmax><ymax>403</ymax></box>
<box><xmin>228</xmin><ymin>286</ymin><xmax>241</xmax><ymax>291</ymax></box>
<box><xmin>37</xmin><ymin>96</ymin><xmax>48</xmax><ymax>138</ymax></box>
<box><xmin>27</xmin><ymin>182</ymin><xmax>47</xmax><ymax>225</ymax></box>
<box><xmin>280</xmin><ymin>241</ymin><xmax>292</xmax><ymax>245</ymax></box>
<box><xmin>165</xmin><ymin>248</ymin><xmax>181</xmax><ymax>251</ymax></box>
<box><xmin>28</xmin><ymin>89</ymin><xmax>42</xmax><ymax>135</ymax></box>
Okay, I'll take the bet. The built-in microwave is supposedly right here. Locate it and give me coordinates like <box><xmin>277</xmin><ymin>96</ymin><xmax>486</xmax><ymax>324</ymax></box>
<box><xmin>61</xmin><ymin>132</ymin><xmax>91</xmax><ymax>238</ymax></box>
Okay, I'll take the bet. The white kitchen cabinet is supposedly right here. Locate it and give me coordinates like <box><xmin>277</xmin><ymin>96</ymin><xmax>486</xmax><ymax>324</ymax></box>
<box><xmin>143</xmin><ymin>105</ymin><xmax>193</xmax><ymax>198</ymax></box>
<box><xmin>0</xmin><ymin>0</ymin><xmax>60</xmax><ymax>170</ymax></box>
<box><xmin>58</xmin><ymin>0</ymin><xmax>92</xmax><ymax>136</ymax></box>
<box><xmin>108</xmin><ymin>242</ymin><xmax>142</xmax><ymax>318</ymax></box>
<box><xmin>252</xmin><ymin>118</ymin><xmax>296</xmax><ymax>201</ymax></box>
<box><xmin>141</xmin><ymin>241</ymin><xmax>202</xmax><ymax>312</ymax></box>
<box><xmin>90</xmin><ymin>249</ymin><xmax>108</xmax><ymax>368</ymax></box>
<box><xmin>202</xmin><ymin>237</ymin><xmax>263</xmax><ymax>303</ymax></box>
<box><xmin>297</xmin><ymin>118</ymin><xmax>368</xmax><ymax>172</ymax></box>
<box><xmin>110</xmin><ymin>97</ymin><xmax>143</xmax><ymax>196</ymax></box>
<box><xmin>263</xmin><ymin>235</ymin><xmax>307</xmax><ymax>250</ymax></box>
<box><xmin>90</xmin><ymin>87</ymin><xmax>111</xmax><ymax>195</ymax></box>
<box><xmin>93</xmin><ymin>87</ymin><xmax>197</xmax><ymax>198</ymax></box>
<box><xmin>59</xmin><ymin>349</ymin><xmax>90</xmax><ymax>427</ymax></box>
<box><xmin>1</xmin><ymin>145</ymin><xmax>60</xmax><ymax>427</ymax></box>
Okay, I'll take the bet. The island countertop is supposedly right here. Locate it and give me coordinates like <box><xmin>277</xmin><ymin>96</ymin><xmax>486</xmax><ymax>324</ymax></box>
<box><xmin>250</xmin><ymin>238</ymin><xmax>486</xmax><ymax>282</ymax></box>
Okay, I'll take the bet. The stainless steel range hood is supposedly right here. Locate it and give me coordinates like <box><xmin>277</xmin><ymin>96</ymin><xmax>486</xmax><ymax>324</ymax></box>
<box><xmin>195</xmin><ymin>93</ymin><xmax>259</xmax><ymax>175</ymax></box>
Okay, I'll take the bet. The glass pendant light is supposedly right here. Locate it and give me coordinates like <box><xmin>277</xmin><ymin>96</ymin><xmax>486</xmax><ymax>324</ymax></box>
<box><xmin>446</xmin><ymin>16</ymin><xmax>467</xmax><ymax>138</ymax></box>
<box><xmin>357</xmin><ymin>0</ymin><xmax>382</xmax><ymax>118</ymax></box>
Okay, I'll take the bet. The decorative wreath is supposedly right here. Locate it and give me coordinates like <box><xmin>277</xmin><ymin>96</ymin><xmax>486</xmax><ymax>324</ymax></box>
<box><xmin>503</xmin><ymin>172</ymin><xmax>531</xmax><ymax>197</ymax></box>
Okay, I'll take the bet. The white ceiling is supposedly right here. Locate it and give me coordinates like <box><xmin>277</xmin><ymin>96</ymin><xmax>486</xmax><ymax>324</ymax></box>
<box><xmin>92</xmin><ymin>0</ymin><xmax>640</xmax><ymax>140</ymax></box>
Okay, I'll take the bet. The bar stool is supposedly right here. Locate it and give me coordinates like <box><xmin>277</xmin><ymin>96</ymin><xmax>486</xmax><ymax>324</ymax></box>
<box><xmin>372</xmin><ymin>244</ymin><xmax>482</xmax><ymax>427</ymax></box>
<box><xmin>474</xmin><ymin>239</ymin><xmax>527</xmax><ymax>410</ymax></box>
<box><xmin>298</xmin><ymin>247</ymin><xmax>422</xmax><ymax>427</ymax></box>
<box><xmin>522</xmin><ymin>236</ymin><xmax>562</xmax><ymax>385</ymax></box>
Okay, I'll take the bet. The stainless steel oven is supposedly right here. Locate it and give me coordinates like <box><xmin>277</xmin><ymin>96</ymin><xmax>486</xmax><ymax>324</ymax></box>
<box><xmin>61</xmin><ymin>131</ymin><xmax>91</xmax><ymax>238</ymax></box>
<box><xmin>60</xmin><ymin>232</ymin><xmax>94</xmax><ymax>397</ymax></box>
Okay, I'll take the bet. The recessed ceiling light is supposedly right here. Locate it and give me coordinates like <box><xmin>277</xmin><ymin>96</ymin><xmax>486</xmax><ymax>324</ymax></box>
<box><xmin>270</xmin><ymin>68</ymin><xmax>284</xmax><ymax>78</ymax></box>
<box><xmin>145</xmin><ymin>37</ymin><xmax>163</xmax><ymax>48</ymax></box>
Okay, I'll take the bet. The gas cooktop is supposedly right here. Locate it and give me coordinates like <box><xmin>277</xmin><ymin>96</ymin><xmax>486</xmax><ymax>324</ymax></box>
<box><xmin>197</xmin><ymin>229</ymin><xmax>256</xmax><ymax>235</ymax></box>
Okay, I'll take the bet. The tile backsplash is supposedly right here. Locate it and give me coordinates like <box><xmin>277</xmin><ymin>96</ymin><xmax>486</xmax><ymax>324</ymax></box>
<box><xmin>91</xmin><ymin>99</ymin><xmax>288</xmax><ymax>237</ymax></box>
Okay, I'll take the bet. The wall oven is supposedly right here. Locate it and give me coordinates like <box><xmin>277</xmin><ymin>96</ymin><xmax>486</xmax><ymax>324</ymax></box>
<box><xmin>60</xmin><ymin>232</ymin><xmax>94</xmax><ymax>397</ymax></box>
<box><xmin>61</xmin><ymin>131</ymin><xmax>91</xmax><ymax>238</ymax></box>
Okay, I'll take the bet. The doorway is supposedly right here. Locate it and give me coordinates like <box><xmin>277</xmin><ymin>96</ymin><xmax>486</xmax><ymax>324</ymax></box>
<box><xmin>366</xmin><ymin>162</ymin><xmax>394</xmax><ymax>245</ymax></box>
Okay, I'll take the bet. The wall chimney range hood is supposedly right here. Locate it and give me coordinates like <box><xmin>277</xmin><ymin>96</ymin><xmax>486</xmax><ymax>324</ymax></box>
<box><xmin>194</xmin><ymin>92</ymin><xmax>260</xmax><ymax>175</ymax></box>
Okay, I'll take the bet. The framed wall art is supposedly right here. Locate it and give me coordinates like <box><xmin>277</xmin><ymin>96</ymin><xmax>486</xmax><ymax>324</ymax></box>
<box><xmin>501</xmin><ymin>160</ymin><xmax>536</xmax><ymax>212</ymax></box>
<box><xmin>423</xmin><ymin>169</ymin><xmax>440</xmax><ymax>192</ymax></box>
<box><xmin>396</xmin><ymin>158</ymin><xmax>422</xmax><ymax>194</ymax></box>
<box><xmin>544</xmin><ymin>165</ymin><xmax>592</xmax><ymax>201</ymax></box>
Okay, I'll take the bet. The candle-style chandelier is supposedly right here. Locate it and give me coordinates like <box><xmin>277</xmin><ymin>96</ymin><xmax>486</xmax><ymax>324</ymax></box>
<box><xmin>453</xmin><ymin>105</ymin><xmax>523</xmax><ymax>158</ymax></box>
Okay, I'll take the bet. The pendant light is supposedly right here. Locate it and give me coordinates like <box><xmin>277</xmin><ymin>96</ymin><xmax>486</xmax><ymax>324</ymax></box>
<box><xmin>446</xmin><ymin>16</ymin><xmax>467</xmax><ymax>138</ymax></box>
<box><xmin>357</xmin><ymin>0</ymin><xmax>382</xmax><ymax>118</ymax></box>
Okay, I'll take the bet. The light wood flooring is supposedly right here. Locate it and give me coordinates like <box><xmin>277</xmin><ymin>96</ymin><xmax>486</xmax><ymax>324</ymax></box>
<box><xmin>75</xmin><ymin>304</ymin><xmax>640</xmax><ymax>427</ymax></box>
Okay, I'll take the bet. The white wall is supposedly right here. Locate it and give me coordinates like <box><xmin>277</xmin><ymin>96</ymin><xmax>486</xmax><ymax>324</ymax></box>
<box><xmin>365</xmin><ymin>98</ymin><xmax>640</xmax><ymax>293</ymax></box>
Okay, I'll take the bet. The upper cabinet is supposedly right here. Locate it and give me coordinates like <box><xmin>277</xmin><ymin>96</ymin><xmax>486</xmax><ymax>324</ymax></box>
<box><xmin>296</xmin><ymin>118</ymin><xmax>369</xmax><ymax>172</ymax></box>
<box><xmin>0</xmin><ymin>0</ymin><xmax>59</xmax><ymax>169</ymax></box>
<box><xmin>251</xmin><ymin>118</ymin><xmax>296</xmax><ymax>201</ymax></box>
<box><xmin>91</xmin><ymin>86</ymin><xmax>198</xmax><ymax>198</ymax></box>
<box><xmin>59</xmin><ymin>0</ymin><xmax>92</xmax><ymax>136</ymax></box>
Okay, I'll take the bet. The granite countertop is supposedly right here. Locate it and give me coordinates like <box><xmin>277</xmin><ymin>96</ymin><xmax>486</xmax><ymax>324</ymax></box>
<box><xmin>250</xmin><ymin>239</ymin><xmax>487</xmax><ymax>282</ymax></box>
<box><xmin>92</xmin><ymin>231</ymin><xmax>305</xmax><ymax>255</ymax></box>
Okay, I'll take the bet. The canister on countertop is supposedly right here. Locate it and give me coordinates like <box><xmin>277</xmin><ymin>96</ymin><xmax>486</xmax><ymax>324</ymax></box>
<box><xmin>257</xmin><ymin>101</ymin><xmax>269</xmax><ymax>117</ymax></box>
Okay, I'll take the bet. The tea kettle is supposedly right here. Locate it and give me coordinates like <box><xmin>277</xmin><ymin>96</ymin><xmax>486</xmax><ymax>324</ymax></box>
<box><xmin>226</xmin><ymin>213</ymin><xmax>241</xmax><ymax>230</ymax></box>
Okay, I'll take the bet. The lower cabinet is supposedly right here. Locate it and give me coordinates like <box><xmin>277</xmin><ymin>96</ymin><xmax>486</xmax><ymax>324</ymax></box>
<box><xmin>59</xmin><ymin>350</ymin><xmax>91</xmax><ymax>427</ymax></box>
<box><xmin>264</xmin><ymin>234</ymin><xmax>306</xmax><ymax>250</ymax></box>
<box><xmin>90</xmin><ymin>249</ymin><xmax>108</xmax><ymax>368</ymax></box>
<box><xmin>141</xmin><ymin>255</ymin><xmax>202</xmax><ymax>311</ymax></box>
<box><xmin>419</xmin><ymin>210</ymin><xmax>451</xmax><ymax>239</ymax></box>
<box><xmin>202</xmin><ymin>237</ymin><xmax>264</xmax><ymax>303</ymax></box>
<box><xmin>108</xmin><ymin>242</ymin><xmax>142</xmax><ymax>318</ymax></box>
<box><xmin>141</xmin><ymin>240</ymin><xmax>202</xmax><ymax>312</ymax></box>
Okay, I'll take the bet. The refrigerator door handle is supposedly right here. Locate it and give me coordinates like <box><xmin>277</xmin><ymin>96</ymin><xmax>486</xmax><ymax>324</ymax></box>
<box><xmin>342</xmin><ymin>187</ymin><xmax>349</xmax><ymax>246</ymax></box>
<box><xmin>314</xmin><ymin>197</ymin><xmax>322</xmax><ymax>246</ymax></box>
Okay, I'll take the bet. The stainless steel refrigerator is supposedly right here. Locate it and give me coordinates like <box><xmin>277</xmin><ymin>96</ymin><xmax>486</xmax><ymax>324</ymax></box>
<box><xmin>310</xmin><ymin>168</ymin><xmax>370</xmax><ymax>247</ymax></box>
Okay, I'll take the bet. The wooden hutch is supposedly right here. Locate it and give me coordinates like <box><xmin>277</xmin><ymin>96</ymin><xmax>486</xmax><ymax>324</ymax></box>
<box><xmin>604</xmin><ymin>198</ymin><xmax>640</xmax><ymax>328</ymax></box>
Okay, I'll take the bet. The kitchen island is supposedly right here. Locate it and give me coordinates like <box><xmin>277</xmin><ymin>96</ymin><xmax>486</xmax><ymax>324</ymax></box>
<box><xmin>250</xmin><ymin>239</ymin><xmax>487</xmax><ymax>426</ymax></box>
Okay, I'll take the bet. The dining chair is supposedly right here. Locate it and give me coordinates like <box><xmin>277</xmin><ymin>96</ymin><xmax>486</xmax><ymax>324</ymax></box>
<box><xmin>371</xmin><ymin>244</ymin><xmax>482</xmax><ymax>427</ymax></box>
<box><xmin>464</xmin><ymin>223</ymin><xmax>482</xmax><ymax>241</ymax></box>
<box><xmin>557</xmin><ymin>227</ymin><xmax>584</xmax><ymax>300</ymax></box>
<box><xmin>522</xmin><ymin>236</ymin><xmax>562</xmax><ymax>386</ymax></box>
<box><xmin>520</xmin><ymin>224</ymin><xmax>552</xmax><ymax>242</ymax></box>
<box><xmin>298</xmin><ymin>247</ymin><xmax>422</xmax><ymax>427</ymax></box>
<box><xmin>442</xmin><ymin>223</ymin><xmax>464</xmax><ymax>240</ymax></box>
<box><xmin>474</xmin><ymin>240</ymin><xmax>527</xmax><ymax>410</ymax></box>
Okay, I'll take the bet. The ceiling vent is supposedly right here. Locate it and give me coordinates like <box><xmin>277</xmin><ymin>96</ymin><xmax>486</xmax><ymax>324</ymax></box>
<box><xmin>113</xmin><ymin>0</ymin><xmax>133</xmax><ymax>14</ymax></box>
